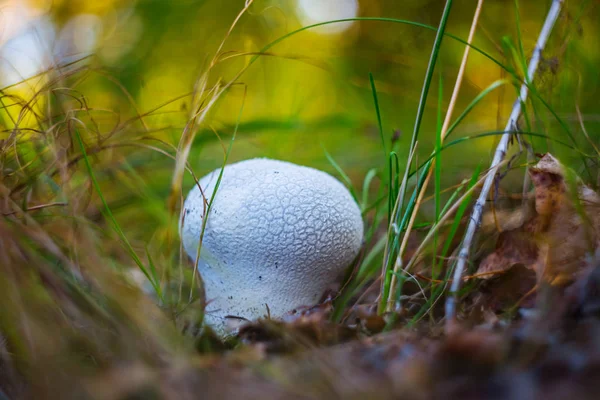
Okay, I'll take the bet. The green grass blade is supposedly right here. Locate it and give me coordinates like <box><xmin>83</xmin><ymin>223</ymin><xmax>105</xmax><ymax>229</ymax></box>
<box><xmin>514</xmin><ymin>0</ymin><xmax>529</xmax><ymax>83</ymax></box>
<box><xmin>388</xmin><ymin>151</ymin><xmax>401</xmax><ymax>223</ymax></box>
<box><xmin>378</xmin><ymin>146</ymin><xmax>417</xmax><ymax>313</ymax></box>
<box><xmin>434</xmin><ymin>69</ymin><xmax>443</xmax><ymax>280</ymax></box>
<box><xmin>145</xmin><ymin>245</ymin><xmax>162</xmax><ymax>297</ymax></box>
<box><xmin>190</xmin><ymin>86</ymin><xmax>248</xmax><ymax>301</ymax></box>
<box><xmin>361</xmin><ymin>168</ymin><xmax>378</xmax><ymax>212</ymax></box>
<box><xmin>73</xmin><ymin>126</ymin><xmax>164</xmax><ymax>302</ymax></box>
<box><xmin>409</xmin><ymin>164</ymin><xmax>482</xmax><ymax>324</ymax></box>
<box><xmin>407</xmin><ymin>0</ymin><xmax>453</xmax><ymax>156</ymax></box>
<box><xmin>440</xmin><ymin>164</ymin><xmax>481</xmax><ymax>263</ymax></box>
<box><xmin>323</xmin><ymin>147</ymin><xmax>359</xmax><ymax>203</ymax></box>
<box><xmin>369</xmin><ymin>72</ymin><xmax>387</xmax><ymax>156</ymax></box>
<box><xmin>446</xmin><ymin>79</ymin><xmax>508</xmax><ymax>137</ymax></box>
<box><xmin>410</xmin><ymin>130</ymin><xmax>588</xmax><ymax>180</ymax></box>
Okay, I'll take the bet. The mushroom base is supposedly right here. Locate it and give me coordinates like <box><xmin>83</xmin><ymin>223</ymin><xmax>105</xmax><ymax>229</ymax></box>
<box><xmin>199</xmin><ymin>258</ymin><xmax>332</xmax><ymax>336</ymax></box>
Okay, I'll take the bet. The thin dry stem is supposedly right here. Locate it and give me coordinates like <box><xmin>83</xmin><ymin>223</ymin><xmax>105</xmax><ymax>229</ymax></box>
<box><xmin>170</xmin><ymin>0</ymin><xmax>255</xmax><ymax>211</ymax></box>
<box><xmin>444</xmin><ymin>0</ymin><xmax>564</xmax><ymax>329</ymax></box>
<box><xmin>402</xmin><ymin>163</ymin><xmax>505</xmax><ymax>275</ymax></box>
<box><xmin>385</xmin><ymin>0</ymin><xmax>484</xmax><ymax>312</ymax></box>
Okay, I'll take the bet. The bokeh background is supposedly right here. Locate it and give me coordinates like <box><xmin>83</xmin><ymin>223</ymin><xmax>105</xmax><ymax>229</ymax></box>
<box><xmin>1</xmin><ymin>0</ymin><xmax>599</xmax><ymax>244</ymax></box>
<box><xmin>2</xmin><ymin>2</ymin><xmax>600</xmax><ymax>395</ymax></box>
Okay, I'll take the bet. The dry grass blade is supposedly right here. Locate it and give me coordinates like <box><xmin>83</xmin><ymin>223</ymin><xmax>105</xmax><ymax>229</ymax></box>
<box><xmin>402</xmin><ymin>163</ymin><xmax>505</xmax><ymax>277</ymax></box>
<box><xmin>168</xmin><ymin>0</ymin><xmax>255</xmax><ymax>214</ymax></box>
<box><xmin>445</xmin><ymin>0</ymin><xmax>564</xmax><ymax>329</ymax></box>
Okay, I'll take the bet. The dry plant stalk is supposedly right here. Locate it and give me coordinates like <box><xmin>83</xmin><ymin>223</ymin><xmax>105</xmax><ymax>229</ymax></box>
<box><xmin>445</xmin><ymin>0</ymin><xmax>564</xmax><ymax>328</ymax></box>
<box><xmin>385</xmin><ymin>0</ymin><xmax>485</xmax><ymax>312</ymax></box>
<box><xmin>168</xmin><ymin>1</ymin><xmax>256</xmax><ymax>298</ymax></box>
<box><xmin>169</xmin><ymin>0</ymin><xmax>255</xmax><ymax>213</ymax></box>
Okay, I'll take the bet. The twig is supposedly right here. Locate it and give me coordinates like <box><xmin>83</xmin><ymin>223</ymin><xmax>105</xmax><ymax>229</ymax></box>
<box><xmin>401</xmin><ymin>163</ymin><xmax>504</xmax><ymax>276</ymax></box>
<box><xmin>444</xmin><ymin>0</ymin><xmax>564</xmax><ymax>329</ymax></box>
<box><xmin>2</xmin><ymin>202</ymin><xmax>68</xmax><ymax>216</ymax></box>
<box><xmin>385</xmin><ymin>0</ymin><xmax>484</xmax><ymax>312</ymax></box>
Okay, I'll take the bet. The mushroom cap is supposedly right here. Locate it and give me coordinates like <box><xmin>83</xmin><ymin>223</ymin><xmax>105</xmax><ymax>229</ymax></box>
<box><xmin>181</xmin><ymin>158</ymin><xmax>364</xmax><ymax>334</ymax></box>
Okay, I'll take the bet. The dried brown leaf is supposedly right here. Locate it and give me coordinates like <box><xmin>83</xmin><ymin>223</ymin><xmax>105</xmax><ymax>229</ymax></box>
<box><xmin>478</xmin><ymin>153</ymin><xmax>600</xmax><ymax>285</ymax></box>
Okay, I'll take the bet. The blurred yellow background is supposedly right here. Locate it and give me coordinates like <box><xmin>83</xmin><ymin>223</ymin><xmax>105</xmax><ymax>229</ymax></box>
<box><xmin>1</xmin><ymin>0</ymin><xmax>598</xmax><ymax>242</ymax></box>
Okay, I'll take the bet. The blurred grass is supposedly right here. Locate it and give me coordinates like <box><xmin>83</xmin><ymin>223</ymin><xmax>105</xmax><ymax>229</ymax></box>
<box><xmin>0</xmin><ymin>0</ymin><xmax>600</xmax><ymax>397</ymax></box>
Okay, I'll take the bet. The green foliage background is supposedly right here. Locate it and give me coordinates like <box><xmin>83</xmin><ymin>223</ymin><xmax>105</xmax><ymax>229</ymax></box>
<box><xmin>1</xmin><ymin>1</ymin><xmax>600</xmax><ymax>395</ymax></box>
<box><xmin>2</xmin><ymin>0</ymin><xmax>599</xmax><ymax>301</ymax></box>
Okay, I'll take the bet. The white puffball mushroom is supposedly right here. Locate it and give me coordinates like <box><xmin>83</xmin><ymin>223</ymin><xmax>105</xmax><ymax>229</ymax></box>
<box><xmin>180</xmin><ymin>158</ymin><xmax>364</xmax><ymax>335</ymax></box>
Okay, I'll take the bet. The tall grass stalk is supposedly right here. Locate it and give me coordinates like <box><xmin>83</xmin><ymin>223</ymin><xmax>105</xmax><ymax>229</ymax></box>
<box><xmin>377</xmin><ymin>0</ymin><xmax>455</xmax><ymax>314</ymax></box>
<box><xmin>189</xmin><ymin>86</ymin><xmax>247</xmax><ymax>301</ymax></box>
<box><xmin>383</xmin><ymin>0</ymin><xmax>484</xmax><ymax>313</ymax></box>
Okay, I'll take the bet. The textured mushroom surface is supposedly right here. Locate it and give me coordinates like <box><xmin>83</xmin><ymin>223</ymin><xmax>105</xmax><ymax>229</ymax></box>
<box><xmin>181</xmin><ymin>158</ymin><xmax>364</xmax><ymax>334</ymax></box>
